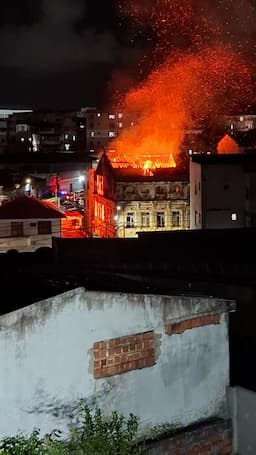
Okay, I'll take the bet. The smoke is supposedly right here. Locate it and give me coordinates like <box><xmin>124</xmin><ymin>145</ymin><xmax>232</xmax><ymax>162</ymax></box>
<box><xmin>0</xmin><ymin>0</ymin><xmax>122</xmax><ymax>72</ymax></box>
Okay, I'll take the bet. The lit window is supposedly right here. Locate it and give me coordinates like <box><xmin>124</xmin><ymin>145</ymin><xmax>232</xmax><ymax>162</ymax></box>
<box><xmin>65</xmin><ymin>134</ymin><xmax>68</xmax><ymax>140</ymax></box>
<box><xmin>97</xmin><ymin>113</ymin><xmax>101</xmax><ymax>117</ymax></box>
<box><xmin>156</xmin><ymin>212</ymin><xmax>165</xmax><ymax>228</ymax></box>
<box><xmin>109</xmin><ymin>131</ymin><xmax>116</xmax><ymax>137</ymax></box>
<box><xmin>230</xmin><ymin>124</ymin><xmax>234</xmax><ymax>130</ymax></box>
<box><xmin>96</xmin><ymin>175</ymin><xmax>104</xmax><ymax>196</ymax></box>
<box><xmin>126</xmin><ymin>212</ymin><xmax>135</xmax><ymax>228</ymax></box>
<box><xmin>21</xmin><ymin>137</ymin><xmax>25</xmax><ymax>142</ymax></box>
<box><xmin>118</xmin><ymin>122</ymin><xmax>123</xmax><ymax>128</ymax></box>
<box><xmin>131</xmin><ymin>122</ymin><xmax>134</xmax><ymax>126</ymax></box>
<box><xmin>28</xmin><ymin>137</ymin><xmax>32</xmax><ymax>142</ymax></box>
<box><xmin>189</xmin><ymin>149</ymin><xmax>193</xmax><ymax>155</ymax></box>
<box><xmin>65</xmin><ymin>144</ymin><xmax>70</xmax><ymax>151</ymax></box>
<box><xmin>172</xmin><ymin>211</ymin><xmax>180</xmax><ymax>227</ymax></box>
<box><xmin>231</xmin><ymin>213</ymin><xmax>237</xmax><ymax>221</ymax></box>
<box><xmin>91</xmin><ymin>131</ymin><xmax>95</xmax><ymax>137</ymax></box>
<box><xmin>73</xmin><ymin>135</ymin><xmax>76</xmax><ymax>141</ymax></box>
<box><xmin>90</xmin><ymin>149</ymin><xmax>95</xmax><ymax>153</ymax></box>
<box><xmin>240</xmin><ymin>116</ymin><xmax>244</xmax><ymax>122</ymax></box>
<box><xmin>80</xmin><ymin>124</ymin><xmax>85</xmax><ymax>129</ymax></box>
<box><xmin>118</xmin><ymin>113</ymin><xmax>123</xmax><ymax>119</ymax></box>
<box><xmin>109</xmin><ymin>114</ymin><xmax>115</xmax><ymax>119</ymax></box>
<box><xmin>141</xmin><ymin>212</ymin><xmax>150</xmax><ymax>227</ymax></box>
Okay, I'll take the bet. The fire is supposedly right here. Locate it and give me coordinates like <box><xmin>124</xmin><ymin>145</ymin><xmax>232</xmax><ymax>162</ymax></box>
<box><xmin>107</xmin><ymin>0</ymin><xmax>254</xmax><ymax>169</ymax></box>
<box><xmin>108</xmin><ymin>47</ymin><xmax>252</xmax><ymax>169</ymax></box>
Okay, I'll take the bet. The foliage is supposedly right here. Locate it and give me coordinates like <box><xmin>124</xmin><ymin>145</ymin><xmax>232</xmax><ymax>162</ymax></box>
<box><xmin>0</xmin><ymin>403</ymin><xmax>141</xmax><ymax>455</ymax></box>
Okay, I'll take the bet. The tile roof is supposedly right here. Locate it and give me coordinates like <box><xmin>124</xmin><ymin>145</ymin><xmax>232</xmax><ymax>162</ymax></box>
<box><xmin>0</xmin><ymin>196</ymin><xmax>66</xmax><ymax>219</ymax></box>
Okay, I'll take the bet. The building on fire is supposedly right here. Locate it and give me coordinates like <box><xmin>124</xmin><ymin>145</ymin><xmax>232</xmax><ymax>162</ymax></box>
<box><xmin>85</xmin><ymin>152</ymin><xmax>190</xmax><ymax>238</ymax></box>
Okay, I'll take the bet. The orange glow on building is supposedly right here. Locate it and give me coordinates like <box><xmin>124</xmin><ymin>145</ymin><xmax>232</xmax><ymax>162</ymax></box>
<box><xmin>217</xmin><ymin>134</ymin><xmax>239</xmax><ymax>154</ymax></box>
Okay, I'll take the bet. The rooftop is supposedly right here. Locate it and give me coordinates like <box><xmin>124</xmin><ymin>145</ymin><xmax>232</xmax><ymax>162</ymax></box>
<box><xmin>191</xmin><ymin>153</ymin><xmax>256</xmax><ymax>165</ymax></box>
<box><xmin>0</xmin><ymin>196</ymin><xmax>66</xmax><ymax>220</ymax></box>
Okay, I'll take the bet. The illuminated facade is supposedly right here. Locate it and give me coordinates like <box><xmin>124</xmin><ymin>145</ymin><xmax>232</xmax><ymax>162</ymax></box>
<box><xmin>81</xmin><ymin>107</ymin><xmax>139</xmax><ymax>156</ymax></box>
<box><xmin>85</xmin><ymin>152</ymin><xmax>189</xmax><ymax>238</ymax></box>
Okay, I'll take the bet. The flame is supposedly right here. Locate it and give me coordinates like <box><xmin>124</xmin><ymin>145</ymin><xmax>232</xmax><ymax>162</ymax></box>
<box><xmin>108</xmin><ymin>47</ymin><xmax>252</xmax><ymax>169</ymax></box>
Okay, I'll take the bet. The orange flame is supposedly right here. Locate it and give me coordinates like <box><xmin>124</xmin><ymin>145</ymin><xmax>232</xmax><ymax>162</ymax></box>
<box><xmin>108</xmin><ymin>47</ymin><xmax>252</xmax><ymax>169</ymax></box>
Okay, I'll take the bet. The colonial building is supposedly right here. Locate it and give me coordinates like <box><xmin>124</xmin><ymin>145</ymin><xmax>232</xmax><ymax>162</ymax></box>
<box><xmin>190</xmin><ymin>153</ymin><xmax>256</xmax><ymax>229</ymax></box>
<box><xmin>85</xmin><ymin>152</ymin><xmax>189</xmax><ymax>238</ymax></box>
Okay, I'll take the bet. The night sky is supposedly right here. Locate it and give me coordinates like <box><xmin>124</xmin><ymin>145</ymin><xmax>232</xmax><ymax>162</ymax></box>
<box><xmin>1</xmin><ymin>0</ymin><xmax>256</xmax><ymax>110</ymax></box>
<box><xmin>0</xmin><ymin>0</ymin><xmax>138</xmax><ymax>109</ymax></box>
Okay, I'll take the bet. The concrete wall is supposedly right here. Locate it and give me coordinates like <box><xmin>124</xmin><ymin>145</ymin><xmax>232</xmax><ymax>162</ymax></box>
<box><xmin>0</xmin><ymin>288</ymin><xmax>234</xmax><ymax>438</ymax></box>
<box><xmin>190</xmin><ymin>160</ymin><xmax>246</xmax><ymax>229</ymax></box>
<box><xmin>229</xmin><ymin>386</ymin><xmax>256</xmax><ymax>454</ymax></box>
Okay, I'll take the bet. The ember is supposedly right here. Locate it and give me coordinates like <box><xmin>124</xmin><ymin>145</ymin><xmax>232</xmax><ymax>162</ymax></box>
<box><xmin>108</xmin><ymin>0</ymin><xmax>254</xmax><ymax>169</ymax></box>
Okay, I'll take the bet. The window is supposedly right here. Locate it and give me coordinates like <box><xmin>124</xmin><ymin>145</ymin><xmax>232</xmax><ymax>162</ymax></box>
<box><xmin>126</xmin><ymin>212</ymin><xmax>134</xmax><ymax>228</ymax></box>
<box><xmin>141</xmin><ymin>212</ymin><xmax>150</xmax><ymax>227</ymax></box>
<box><xmin>109</xmin><ymin>114</ymin><xmax>115</xmax><ymax>119</ymax></box>
<box><xmin>118</xmin><ymin>113</ymin><xmax>123</xmax><ymax>119</ymax></box>
<box><xmin>195</xmin><ymin>210</ymin><xmax>198</xmax><ymax>225</ymax></box>
<box><xmin>118</xmin><ymin>122</ymin><xmax>123</xmax><ymax>128</ymax></box>
<box><xmin>11</xmin><ymin>222</ymin><xmax>24</xmax><ymax>237</ymax></box>
<box><xmin>231</xmin><ymin>213</ymin><xmax>237</xmax><ymax>221</ymax></box>
<box><xmin>172</xmin><ymin>211</ymin><xmax>180</xmax><ymax>227</ymax></box>
<box><xmin>96</xmin><ymin>175</ymin><xmax>104</xmax><ymax>196</ymax></box>
<box><xmin>156</xmin><ymin>212</ymin><xmax>165</xmax><ymax>228</ymax></box>
<box><xmin>38</xmin><ymin>221</ymin><xmax>52</xmax><ymax>235</ymax></box>
<box><xmin>90</xmin><ymin>131</ymin><xmax>95</xmax><ymax>137</ymax></box>
<box><xmin>109</xmin><ymin>131</ymin><xmax>116</xmax><ymax>138</ymax></box>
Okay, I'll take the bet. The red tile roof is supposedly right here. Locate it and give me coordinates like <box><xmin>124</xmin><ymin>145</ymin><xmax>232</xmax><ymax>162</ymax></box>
<box><xmin>0</xmin><ymin>196</ymin><xmax>66</xmax><ymax>220</ymax></box>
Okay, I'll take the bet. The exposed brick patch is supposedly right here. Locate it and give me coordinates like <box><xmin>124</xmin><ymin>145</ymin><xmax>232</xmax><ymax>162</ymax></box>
<box><xmin>93</xmin><ymin>331</ymin><xmax>155</xmax><ymax>379</ymax></box>
<box><xmin>165</xmin><ymin>314</ymin><xmax>220</xmax><ymax>335</ymax></box>
<box><xmin>144</xmin><ymin>419</ymin><xmax>232</xmax><ymax>454</ymax></box>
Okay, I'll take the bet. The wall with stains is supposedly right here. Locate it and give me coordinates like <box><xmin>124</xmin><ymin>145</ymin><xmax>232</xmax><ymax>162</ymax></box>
<box><xmin>0</xmin><ymin>288</ymin><xmax>235</xmax><ymax>438</ymax></box>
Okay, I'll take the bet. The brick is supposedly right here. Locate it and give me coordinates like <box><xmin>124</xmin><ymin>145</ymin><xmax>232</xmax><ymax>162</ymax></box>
<box><xmin>93</xmin><ymin>331</ymin><xmax>155</xmax><ymax>379</ymax></box>
<box><xmin>94</xmin><ymin>350</ymin><xmax>107</xmax><ymax>360</ymax></box>
<box><xmin>165</xmin><ymin>314</ymin><xmax>220</xmax><ymax>335</ymax></box>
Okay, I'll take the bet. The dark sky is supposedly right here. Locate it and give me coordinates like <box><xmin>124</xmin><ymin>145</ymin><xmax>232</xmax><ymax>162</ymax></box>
<box><xmin>1</xmin><ymin>0</ymin><xmax>256</xmax><ymax>111</ymax></box>
<box><xmin>0</xmin><ymin>0</ymin><xmax>140</xmax><ymax>110</ymax></box>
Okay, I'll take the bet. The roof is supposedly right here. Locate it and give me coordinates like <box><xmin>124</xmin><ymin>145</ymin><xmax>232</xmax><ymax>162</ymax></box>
<box><xmin>113</xmin><ymin>166</ymin><xmax>188</xmax><ymax>182</ymax></box>
<box><xmin>191</xmin><ymin>153</ymin><xmax>256</xmax><ymax>166</ymax></box>
<box><xmin>0</xmin><ymin>196</ymin><xmax>66</xmax><ymax>220</ymax></box>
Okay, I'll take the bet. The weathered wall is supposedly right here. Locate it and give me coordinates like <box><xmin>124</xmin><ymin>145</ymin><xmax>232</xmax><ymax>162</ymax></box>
<box><xmin>0</xmin><ymin>288</ymin><xmax>234</xmax><ymax>438</ymax></box>
<box><xmin>229</xmin><ymin>386</ymin><xmax>256</xmax><ymax>454</ymax></box>
<box><xmin>144</xmin><ymin>418</ymin><xmax>232</xmax><ymax>454</ymax></box>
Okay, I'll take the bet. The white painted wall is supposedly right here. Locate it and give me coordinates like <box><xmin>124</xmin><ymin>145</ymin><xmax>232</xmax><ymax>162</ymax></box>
<box><xmin>0</xmin><ymin>289</ymin><xmax>234</xmax><ymax>438</ymax></box>
<box><xmin>0</xmin><ymin>218</ymin><xmax>61</xmax><ymax>252</ymax></box>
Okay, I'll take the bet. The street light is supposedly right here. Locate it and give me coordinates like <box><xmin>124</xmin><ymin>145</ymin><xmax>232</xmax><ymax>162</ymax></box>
<box><xmin>25</xmin><ymin>178</ymin><xmax>32</xmax><ymax>195</ymax></box>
